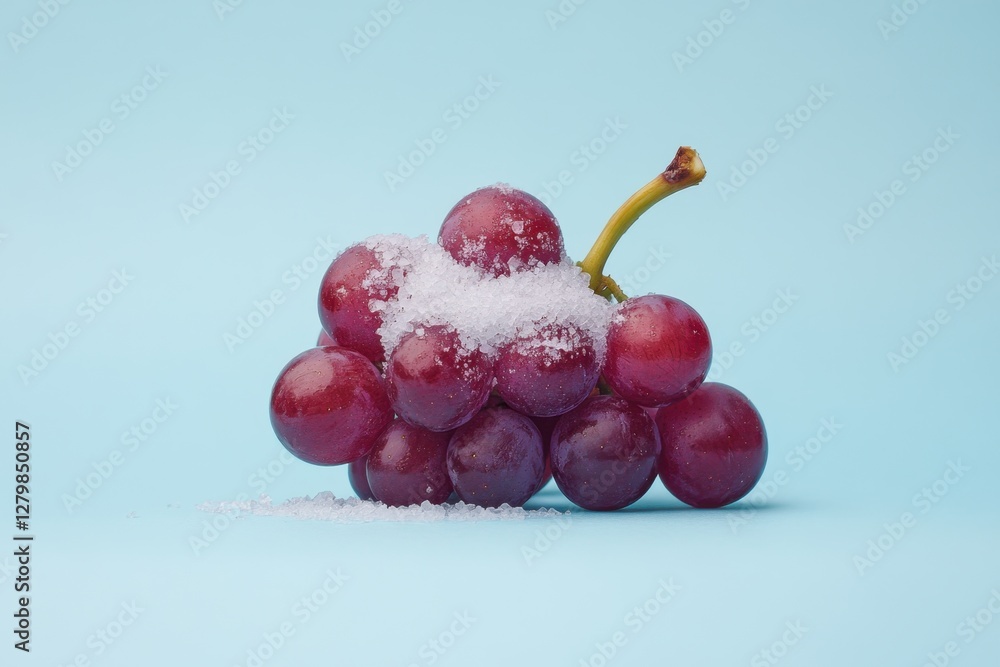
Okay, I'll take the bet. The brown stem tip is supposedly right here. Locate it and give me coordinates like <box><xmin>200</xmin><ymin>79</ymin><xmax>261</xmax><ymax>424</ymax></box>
<box><xmin>578</xmin><ymin>145</ymin><xmax>706</xmax><ymax>293</ymax></box>
<box><xmin>662</xmin><ymin>146</ymin><xmax>706</xmax><ymax>185</ymax></box>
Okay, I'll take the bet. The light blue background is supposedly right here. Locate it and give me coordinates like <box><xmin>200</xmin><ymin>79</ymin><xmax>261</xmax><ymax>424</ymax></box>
<box><xmin>2</xmin><ymin>1</ymin><xmax>998</xmax><ymax>665</ymax></box>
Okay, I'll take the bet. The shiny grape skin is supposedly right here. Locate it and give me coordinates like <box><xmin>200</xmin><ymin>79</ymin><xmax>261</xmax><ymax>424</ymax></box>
<box><xmin>385</xmin><ymin>325</ymin><xmax>493</xmax><ymax>432</ymax></box>
<box><xmin>438</xmin><ymin>185</ymin><xmax>565</xmax><ymax>277</ymax></box>
<box><xmin>318</xmin><ymin>244</ymin><xmax>397</xmax><ymax>363</ymax></box>
<box><xmin>550</xmin><ymin>395</ymin><xmax>660</xmax><ymax>511</ymax></box>
<box><xmin>366</xmin><ymin>421</ymin><xmax>453</xmax><ymax>507</ymax></box>
<box><xmin>530</xmin><ymin>415</ymin><xmax>558</xmax><ymax>494</ymax></box>
<box><xmin>269</xmin><ymin>347</ymin><xmax>393</xmax><ymax>465</ymax></box>
<box><xmin>446</xmin><ymin>408</ymin><xmax>545</xmax><ymax>508</ymax></box>
<box><xmin>495</xmin><ymin>324</ymin><xmax>600</xmax><ymax>417</ymax></box>
<box><xmin>348</xmin><ymin>456</ymin><xmax>375</xmax><ymax>501</ymax></box>
<box><xmin>655</xmin><ymin>383</ymin><xmax>767</xmax><ymax>509</ymax></box>
<box><xmin>603</xmin><ymin>294</ymin><xmax>712</xmax><ymax>408</ymax></box>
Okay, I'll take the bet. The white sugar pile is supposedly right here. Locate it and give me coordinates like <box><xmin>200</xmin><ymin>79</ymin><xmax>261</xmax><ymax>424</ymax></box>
<box><xmin>198</xmin><ymin>492</ymin><xmax>566</xmax><ymax>523</ymax></box>
<box><xmin>364</xmin><ymin>234</ymin><xmax>613</xmax><ymax>359</ymax></box>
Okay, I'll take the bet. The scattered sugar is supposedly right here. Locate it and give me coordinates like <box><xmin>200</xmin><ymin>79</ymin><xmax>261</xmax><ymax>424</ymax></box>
<box><xmin>198</xmin><ymin>492</ymin><xmax>566</xmax><ymax>523</ymax></box>
<box><xmin>458</xmin><ymin>237</ymin><xmax>487</xmax><ymax>267</ymax></box>
<box><xmin>508</xmin><ymin>323</ymin><xmax>590</xmax><ymax>360</ymax></box>
<box><xmin>365</xmin><ymin>235</ymin><xmax>613</xmax><ymax>361</ymax></box>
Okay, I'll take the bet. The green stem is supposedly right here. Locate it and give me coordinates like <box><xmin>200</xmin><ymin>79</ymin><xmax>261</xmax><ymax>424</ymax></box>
<box><xmin>579</xmin><ymin>146</ymin><xmax>706</xmax><ymax>293</ymax></box>
<box><xmin>602</xmin><ymin>274</ymin><xmax>628</xmax><ymax>302</ymax></box>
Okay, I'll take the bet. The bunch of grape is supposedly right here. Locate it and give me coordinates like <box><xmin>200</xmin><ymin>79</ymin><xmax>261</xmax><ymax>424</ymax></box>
<box><xmin>269</xmin><ymin>148</ymin><xmax>767</xmax><ymax>511</ymax></box>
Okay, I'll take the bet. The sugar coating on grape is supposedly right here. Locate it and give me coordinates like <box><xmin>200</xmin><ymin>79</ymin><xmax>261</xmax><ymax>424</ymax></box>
<box><xmin>199</xmin><ymin>492</ymin><xmax>566</xmax><ymax>523</ymax></box>
<box><xmin>385</xmin><ymin>325</ymin><xmax>492</xmax><ymax>431</ymax></box>
<box><xmin>318</xmin><ymin>244</ymin><xmax>397</xmax><ymax>362</ymax></box>
<box><xmin>439</xmin><ymin>184</ymin><xmax>565</xmax><ymax>276</ymax></box>
<box><xmin>358</xmin><ymin>234</ymin><xmax>612</xmax><ymax>363</ymax></box>
<box><xmin>495</xmin><ymin>323</ymin><xmax>600</xmax><ymax>417</ymax></box>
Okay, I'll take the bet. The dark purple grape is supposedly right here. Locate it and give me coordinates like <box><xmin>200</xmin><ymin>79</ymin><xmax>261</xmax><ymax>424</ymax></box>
<box><xmin>550</xmin><ymin>395</ymin><xmax>660</xmax><ymax>511</ymax></box>
<box><xmin>495</xmin><ymin>324</ymin><xmax>600</xmax><ymax>417</ymax></box>
<box><xmin>366</xmin><ymin>422</ymin><xmax>453</xmax><ymax>507</ymax></box>
<box><xmin>655</xmin><ymin>383</ymin><xmax>767</xmax><ymax>508</ymax></box>
<box><xmin>385</xmin><ymin>325</ymin><xmax>492</xmax><ymax>432</ymax></box>
<box><xmin>447</xmin><ymin>408</ymin><xmax>545</xmax><ymax>508</ymax></box>
<box><xmin>348</xmin><ymin>456</ymin><xmax>374</xmax><ymax>501</ymax></box>
<box><xmin>603</xmin><ymin>294</ymin><xmax>712</xmax><ymax>408</ymax></box>
<box><xmin>438</xmin><ymin>185</ymin><xmax>565</xmax><ymax>276</ymax></box>
<box><xmin>269</xmin><ymin>347</ymin><xmax>393</xmax><ymax>465</ymax></box>
<box><xmin>530</xmin><ymin>415</ymin><xmax>558</xmax><ymax>494</ymax></box>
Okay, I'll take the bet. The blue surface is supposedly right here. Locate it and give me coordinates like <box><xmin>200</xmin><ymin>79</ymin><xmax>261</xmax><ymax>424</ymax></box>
<box><xmin>2</xmin><ymin>1</ymin><xmax>998</xmax><ymax>665</ymax></box>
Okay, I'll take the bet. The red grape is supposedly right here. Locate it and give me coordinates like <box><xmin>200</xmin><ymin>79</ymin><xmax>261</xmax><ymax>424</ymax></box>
<box><xmin>603</xmin><ymin>294</ymin><xmax>711</xmax><ymax>408</ymax></box>
<box><xmin>270</xmin><ymin>347</ymin><xmax>393</xmax><ymax>465</ymax></box>
<box><xmin>366</xmin><ymin>421</ymin><xmax>453</xmax><ymax>506</ymax></box>
<box><xmin>385</xmin><ymin>325</ymin><xmax>492</xmax><ymax>432</ymax></box>
<box><xmin>494</xmin><ymin>324</ymin><xmax>600</xmax><ymax>417</ymax></box>
<box><xmin>447</xmin><ymin>408</ymin><xmax>545</xmax><ymax>508</ymax></box>
<box><xmin>318</xmin><ymin>244</ymin><xmax>399</xmax><ymax>363</ymax></box>
<box><xmin>655</xmin><ymin>383</ymin><xmax>767</xmax><ymax>508</ymax></box>
<box><xmin>550</xmin><ymin>395</ymin><xmax>660</xmax><ymax>511</ymax></box>
<box><xmin>348</xmin><ymin>456</ymin><xmax>374</xmax><ymax>501</ymax></box>
<box><xmin>438</xmin><ymin>185</ymin><xmax>564</xmax><ymax>276</ymax></box>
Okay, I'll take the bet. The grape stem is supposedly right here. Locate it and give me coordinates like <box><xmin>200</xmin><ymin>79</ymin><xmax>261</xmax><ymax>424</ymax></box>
<box><xmin>600</xmin><ymin>274</ymin><xmax>628</xmax><ymax>303</ymax></box>
<box><xmin>578</xmin><ymin>146</ymin><xmax>706</xmax><ymax>293</ymax></box>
